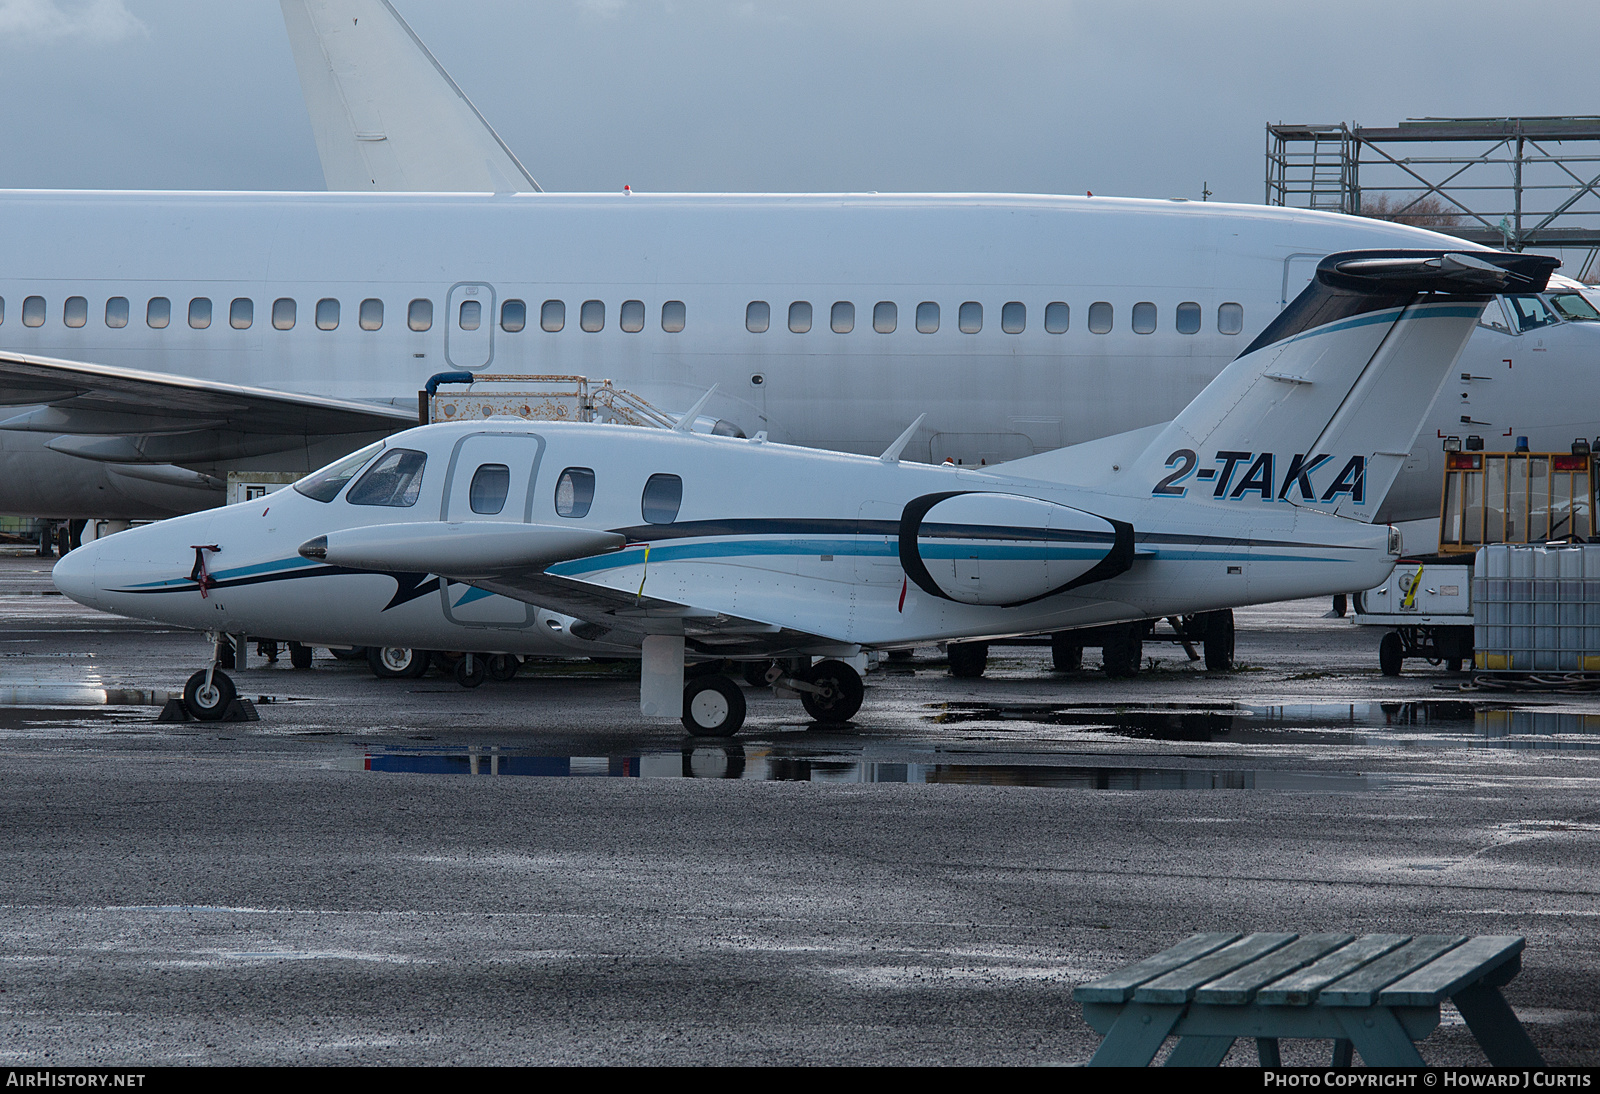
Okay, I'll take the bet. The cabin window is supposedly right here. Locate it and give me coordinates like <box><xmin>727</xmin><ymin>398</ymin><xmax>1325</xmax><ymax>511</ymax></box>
<box><xmin>346</xmin><ymin>447</ymin><xmax>427</xmax><ymax>507</ymax></box>
<box><xmin>788</xmin><ymin>301</ymin><xmax>812</xmax><ymax>333</ymax></box>
<box><xmin>292</xmin><ymin>442</ymin><xmax>383</xmax><ymax>503</ymax></box>
<box><xmin>1001</xmin><ymin>301</ymin><xmax>1025</xmax><ymax>334</ymax></box>
<box><xmin>541</xmin><ymin>299</ymin><xmax>565</xmax><ymax>332</ymax></box>
<box><xmin>916</xmin><ymin>301</ymin><xmax>939</xmax><ymax>333</ymax></box>
<box><xmin>1044</xmin><ymin>301</ymin><xmax>1069</xmax><ymax>333</ymax></box>
<box><xmin>104</xmin><ymin>297</ymin><xmax>128</xmax><ymax>328</ymax></box>
<box><xmin>555</xmin><ymin>467</ymin><xmax>595</xmax><ymax>518</ymax></box>
<box><xmin>620</xmin><ymin>299</ymin><xmax>645</xmax><ymax>333</ymax></box>
<box><xmin>63</xmin><ymin>296</ymin><xmax>87</xmax><ymax>328</ymax></box>
<box><xmin>580</xmin><ymin>299</ymin><xmax>604</xmax><ymax>332</ymax></box>
<box><xmin>146</xmin><ymin>297</ymin><xmax>170</xmax><ymax>329</ymax></box>
<box><xmin>408</xmin><ymin>298</ymin><xmax>433</xmax><ymax>332</ymax></box>
<box><xmin>458</xmin><ymin>299</ymin><xmax>481</xmax><ymax>331</ymax></box>
<box><xmin>272</xmin><ymin>298</ymin><xmax>295</xmax><ymax>330</ymax></box>
<box><xmin>1088</xmin><ymin>301</ymin><xmax>1113</xmax><ymax>334</ymax></box>
<box><xmin>642</xmin><ymin>473</ymin><xmax>683</xmax><ymax>524</ymax></box>
<box><xmin>468</xmin><ymin>464</ymin><xmax>510</xmax><ymax>515</ymax></box>
<box><xmin>359</xmin><ymin>298</ymin><xmax>383</xmax><ymax>331</ymax></box>
<box><xmin>873</xmin><ymin>301</ymin><xmax>896</xmax><ymax>333</ymax></box>
<box><xmin>1218</xmin><ymin>302</ymin><xmax>1244</xmax><ymax>335</ymax></box>
<box><xmin>230</xmin><ymin>298</ymin><xmax>253</xmax><ymax>330</ymax></box>
<box><xmin>316</xmin><ymin>298</ymin><xmax>340</xmax><ymax>331</ymax></box>
<box><xmin>498</xmin><ymin>299</ymin><xmax>525</xmax><ymax>332</ymax></box>
<box><xmin>959</xmin><ymin>301</ymin><xmax>982</xmax><ymax>333</ymax></box>
<box><xmin>22</xmin><ymin>296</ymin><xmax>44</xmax><ymax>328</ymax></box>
<box><xmin>746</xmin><ymin>301</ymin><xmax>770</xmax><ymax>333</ymax></box>
<box><xmin>1176</xmin><ymin>301</ymin><xmax>1201</xmax><ymax>335</ymax></box>
<box><xmin>0</xmin><ymin>297</ymin><xmax>5</xmax><ymax>325</ymax></box>
<box><xmin>662</xmin><ymin>300</ymin><xmax>686</xmax><ymax>332</ymax></box>
<box><xmin>188</xmin><ymin>298</ymin><xmax>212</xmax><ymax>329</ymax></box>
<box><xmin>1132</xmin><ymin>301</ymin><xmax>1156</xmax><ymax>334</ymax></box>
<box><xmin>831</xmin><ymin>301</ymin><xmax>854</xmax><ymax>333</ymax></box>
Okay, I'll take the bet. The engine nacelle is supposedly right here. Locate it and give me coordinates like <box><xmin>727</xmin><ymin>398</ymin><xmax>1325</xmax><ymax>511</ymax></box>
<box><xmin>899</xmin><ymin>492</ymin><xmax>1133</xmax><ymax>607</ymax></box>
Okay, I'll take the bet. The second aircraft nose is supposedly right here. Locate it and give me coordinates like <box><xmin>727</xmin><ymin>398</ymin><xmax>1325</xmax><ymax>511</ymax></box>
<box><xmin>51</xmin><ymin>538</ymin><xmax>102</xmax><ymax>609</ymax></box>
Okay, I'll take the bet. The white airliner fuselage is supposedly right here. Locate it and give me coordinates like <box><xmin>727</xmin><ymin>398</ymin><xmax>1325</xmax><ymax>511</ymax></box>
<box><xmin>2</xmin><ymin>191</ymin><xmax>1595</xmax><ymax>521</ymax></box>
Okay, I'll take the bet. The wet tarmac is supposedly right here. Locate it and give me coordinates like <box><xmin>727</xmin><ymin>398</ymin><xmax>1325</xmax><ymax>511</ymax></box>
<box><xmin>1</xmin><ymin>552</ymin><xmax>1598</xmax><ymax>1065</ymax></box>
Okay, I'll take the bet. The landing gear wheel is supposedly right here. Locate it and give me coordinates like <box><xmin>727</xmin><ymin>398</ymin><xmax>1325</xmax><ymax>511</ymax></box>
<box><xmin>1379</xmin><ymin>631</ymin><xmax>1404</xmax><ymax>677</ymax></box>
<box><xmin>288</xmin><ymin>642</ymin><xmax>314</xmax><ymax>670</ymax></box>
<box><xmin>1202</xmin><ymin>609</ymin><xmax>1235</xmax><ymax>672</ymax></box>
<box><xmin>801</xmin><ymin>659</ymin><xmax>865</xmax><ymax>723</ymax></box>
<box><xmin>1050</xmin><ymin>633</ymin><xmax>1082</xmax><ymax>672</ymax></box>
<box><xmin>183</xmin><ymin>668</ymin><xmax>237</xmax><ymax>722</ymax></box>
<box><xmin>487</xmin><ymin>654</ymin><xmax>519</xmax><ymax>682</ymax></box>
<box><xmin>742</xmin><ymin>660</ymin><xmax>774</xmax><ymax>688</ymax></box>
<box><xmin>368</xmin><ymin>646</ymin><xmax>429</xmax><ymax>679</ymax></box>
<box><xmin>455</xmin><ymin>654</ymin><xmax>487</xmax><ymax>688</ymax></box>
<box><xmin>947</xmin><ymin>641</ymin><xmax>989</xmax><ymax>679</ymax></box>
<box><xmin>1102</xmin><ymin>625</ymin><xmax>1143</xmax><ymax>678</ymax></box>
<box><xmin>682</xmin><ymin>675</ymin><xmax>746</xmax><ymax>737</ymax></box>
<box><xmin>328</xmin><ymin>646</ymin><xmax>367</xmax><ymax>662</ymax></box>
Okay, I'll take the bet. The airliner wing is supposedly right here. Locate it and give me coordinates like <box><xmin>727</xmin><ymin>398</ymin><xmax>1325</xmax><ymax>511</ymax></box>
<box><xmin>0</xmin><ymin>350</ymin><xmax>414</xmax><ymax>462</ymax></box>
<box><xmin>281</xmin><ymin>0</ymin><xmax>540</xmax><ymax>193</ymax></box>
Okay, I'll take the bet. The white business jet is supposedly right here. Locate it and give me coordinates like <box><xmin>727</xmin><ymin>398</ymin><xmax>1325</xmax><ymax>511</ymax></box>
<box><xmin>55</xmin><ymin>248</ymin><xmax>1555</xmax><ymax>731</ymax></box>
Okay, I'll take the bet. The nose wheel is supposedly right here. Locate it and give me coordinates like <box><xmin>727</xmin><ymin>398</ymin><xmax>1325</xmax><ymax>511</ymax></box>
<box><xmin>183</xmin><ymin>667</ymin><xmax>237</xmax><ymax>721</ymax></box>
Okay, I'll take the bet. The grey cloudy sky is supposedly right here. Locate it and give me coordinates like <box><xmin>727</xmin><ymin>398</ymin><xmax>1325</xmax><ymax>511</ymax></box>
<box><xmin>0</xmin><ymin>0</ymin><xmax>1595</xmax><ymax>203</ymax></box>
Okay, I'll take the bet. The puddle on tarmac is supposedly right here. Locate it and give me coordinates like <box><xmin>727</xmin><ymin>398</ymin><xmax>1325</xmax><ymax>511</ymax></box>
<box><xmin>927</xmin><ymin>700</ymin><xmax>1600</xmax><ymax>750</ymax></box>
<box><xmin>351</xmin><ymin>745</ymin><xmax>1406</xmax><ymax>791</ymax></box>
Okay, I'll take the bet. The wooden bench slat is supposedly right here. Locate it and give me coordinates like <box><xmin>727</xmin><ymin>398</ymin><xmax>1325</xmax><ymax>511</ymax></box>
<box><xmin>1074</xmin><ymin>933</ymin><xmax>1241</xmax><ymax>1004</ymax></box>
<box><xmin>1134</xmin><ymin>933</ymin><xmax>1300</xmax><ymax>1003</ymax></box>
<box><xmin>1378</xmin><ymin>936</ymin><xmax>1525</xmax><ymax>1006</ymax></box>
<box><xmin>1194</xmin><ymin>934</ymin><xmax>1355</xmax><ymax>1005</ymax></box>
<box><xmin>1255</xmin><ymin>935</ymin><xmax>1410</xmax><ymax>1006</ymax></box>
<box><xmin>1318</xmin><ymin>936</ymin><xmax>1466</xmax><ymax>1006</ymax></box>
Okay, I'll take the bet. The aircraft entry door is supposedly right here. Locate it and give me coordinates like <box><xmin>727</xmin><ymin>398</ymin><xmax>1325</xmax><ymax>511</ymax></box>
<box><xmin>446</xmin><ymin>282</ymin><xmax>496</xmax><ymax>370</ymax></box>
<box><xmin>438</xmin><ymin>431</ymin><xmax>545</xmax><ymax>627</ymax></box>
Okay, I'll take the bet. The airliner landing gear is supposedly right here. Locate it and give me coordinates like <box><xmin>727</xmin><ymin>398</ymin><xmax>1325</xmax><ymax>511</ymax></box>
<box><xmin>1101</xmin><ymin>624</ymin><xmax>1143</xmax><ymax>678</ymax></box>
<box><xmin>682</xmin><ymin>675</ymin><xmax>746</xmax><ymax>736</ymax></box>
<box><xmin>799</xmin><ymin>659</ymin><xmax>864</xmax><ymax>724</ymax></box>
<box><xmin>367</xmin><ymin>646</ymin><xmax>430</xmax><ymax>679</ymax></box>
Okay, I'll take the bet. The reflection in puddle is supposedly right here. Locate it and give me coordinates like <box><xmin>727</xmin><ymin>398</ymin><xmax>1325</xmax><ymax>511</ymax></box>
<box><xmin>357</xmin><ymin>744</ymin><xmax>1402</xmax><ymax>792</ymax></box>
<box><xmin>930</xmin><ymin>701</ymin><xmax>1600</xmax><ymax>749</ymax></box>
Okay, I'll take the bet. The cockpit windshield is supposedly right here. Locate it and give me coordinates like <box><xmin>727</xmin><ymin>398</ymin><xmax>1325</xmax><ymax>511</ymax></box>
<box><xmin>1548</xmin><ymin>292</ymin><xmax>1600</xmax><ymax>322</ymax></box>
<box><xmin>1505</xmin><ymin>294</ymin><xmax>1556</xmax><ymax>332</ymax></box>
<box><xmin>347</xmin><ymin>448</ymin><xmax>428</xmax><ymax>507</ymax></box>
<box><xmin>292</xmin><ymin>442</ymin><xmax>384</xmax><ymax>503</ymax></box>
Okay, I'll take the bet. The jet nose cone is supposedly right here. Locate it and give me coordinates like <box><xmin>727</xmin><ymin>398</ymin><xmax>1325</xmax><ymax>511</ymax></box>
<box><xmin>51</xmin><ymin>540</ymin><xmax>102</xmax><ymax>609</ymax></box>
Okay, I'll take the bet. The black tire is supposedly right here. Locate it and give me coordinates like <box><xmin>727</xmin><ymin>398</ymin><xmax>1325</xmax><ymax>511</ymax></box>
<box><xmin>1202</xmin><ymin>609</ymin><xmax>1235</xmax><ymax>672</ymax></box>
<box><xmin>1102</xmin><ymin>625</ymin><xmax>1142</xmax><ymax>678</ymax></box>
<box><xmin>368</xmin><ymin>646</ymin><xmax>427</xmax><ymax>679</ymax></box>
<box><xmin>1379</xmin><ymin>631</ymin><xmax>1404</xmax><ymax>677</ymax></box>
<box><xmin>801</xmin><ymin>659</ymin><xmax>865</xmax><ymax>723</ymax></box>
<box><xmin>1050</xmin><ymin>633</ymin><xmax>1083</xmax><ymax>672</ymax></box>
<box><xmin>288</xmin><ymin>642</ymin><xmax>314</xmax><ymax>670</ymax></box>
<box><xmin>455</xmin><ymin>655</ymin><xmax>487</xmax><ymax>688</ymax></box>
<box><xmin>183</xmin><ymin>668</ymin><xmax>237</xmax><ymax>722</ymax></box>
<box><xmin>487</xmin><ymin>654</ymin><xmax>519</xmax><ymax>682</ymax></box>
<box><xmin>742</xmin><ymin>660</ymin><xmax>774</xmax><ymax>688</ymax></box>
<box><xmin>682</xmin><ymin>675</ymin><xmax>746</xmax><ymax>737</ymax></box>
<box><xmin>947</xmin><ymin>641</ymin><xmax>989</xmax><ymax>679</ymax></box>
<box><xmin>328</xmin><ymin>646</ymin><xmax>367</xmax><ymax>662</ymax></box>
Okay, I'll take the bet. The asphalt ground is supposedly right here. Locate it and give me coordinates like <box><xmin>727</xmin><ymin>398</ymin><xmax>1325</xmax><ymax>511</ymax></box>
<box><xmin>0</xmin><ymin>551</ymin><xmax>1597</xmax><ymax>1066</ymax></box>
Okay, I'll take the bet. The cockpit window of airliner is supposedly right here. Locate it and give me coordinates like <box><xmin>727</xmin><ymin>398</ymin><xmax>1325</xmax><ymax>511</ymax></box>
<box><xmin>347</xmin><ymin>449</ymin><xmax>427</xmax><ymax>507</ymax></box>
<box><xmin>1548</xmin><ymin>293</ymin><xmax>1599</xmax><ymax>322</ymax></box>
<box><xmin>293</xmin><ymin>442</ymin><xmax>384</xmax><ymax>503</ymax></box>
<box><xmin>1506</xmin><ymin>295</ymin><xmax>1554</xmax><ymax>332</ymax></box>
<box><xmin>230</xmin><ymin>298</ymin><xmax>253</xmax><ymax>330</ymax></box>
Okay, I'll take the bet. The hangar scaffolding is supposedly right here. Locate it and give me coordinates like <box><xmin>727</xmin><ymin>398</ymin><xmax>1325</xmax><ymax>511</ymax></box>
<box><xmin>1265</xmin><ymin>117</ymin><xmax>1600</xmax><ymax>272</ymax></box>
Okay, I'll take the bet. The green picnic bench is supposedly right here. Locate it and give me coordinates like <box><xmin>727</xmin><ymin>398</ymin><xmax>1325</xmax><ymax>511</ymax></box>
<box><xmin>1074</xmin><ymin>933</ymin><xmax>1543</xmax><ymax>1067</ymax></box>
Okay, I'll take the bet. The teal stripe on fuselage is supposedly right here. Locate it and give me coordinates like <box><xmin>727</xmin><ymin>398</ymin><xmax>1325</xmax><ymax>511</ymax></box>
<box><xmin>126</xmin><ymin>554</ymin><xmax>317</xmax><ymax>588</ymax></box>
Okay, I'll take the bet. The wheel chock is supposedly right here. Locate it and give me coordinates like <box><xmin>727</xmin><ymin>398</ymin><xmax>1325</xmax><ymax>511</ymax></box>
<box><xmin>154</xmin><ymin>697</ymin><xmax>259</xmax><ymax>723</ymax></box>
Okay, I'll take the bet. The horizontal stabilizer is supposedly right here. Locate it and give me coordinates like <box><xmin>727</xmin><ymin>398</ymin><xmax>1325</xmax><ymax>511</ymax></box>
<box><xmin>301</xmin><ymin>521</ymin><xmax>625</xmax><ymax>576</ymax></box>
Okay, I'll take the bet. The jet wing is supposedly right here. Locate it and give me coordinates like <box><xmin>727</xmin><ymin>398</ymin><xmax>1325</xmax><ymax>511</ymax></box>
<box><xmin>0</xmin><ymin>350</ymin><xmax>416</xmax><ymax>464</ymax></box>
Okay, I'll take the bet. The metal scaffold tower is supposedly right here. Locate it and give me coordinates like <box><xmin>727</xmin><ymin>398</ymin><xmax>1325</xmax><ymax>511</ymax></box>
<box><xmin>1266</xmin><ymin>117</ymin><xmax>1600</xmax><ymax>263</ymax></box>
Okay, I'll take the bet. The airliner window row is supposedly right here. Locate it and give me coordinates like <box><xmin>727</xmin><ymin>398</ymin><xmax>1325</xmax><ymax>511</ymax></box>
<box><xmin>742</xmin><ymin>299</ymin><xmax>1244</xmax><ymax>335</ymax></box>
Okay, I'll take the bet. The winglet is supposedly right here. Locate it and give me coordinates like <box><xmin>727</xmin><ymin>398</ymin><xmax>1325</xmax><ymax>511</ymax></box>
<box><xmin>879</xmin><ymin>414</ymin><xmax>927</xmax><ymax>463</ymax></box>
<box><xmin>671</xmin><ymin>385</ymin><xmax>721</xmax><ymax>433</ymax></box>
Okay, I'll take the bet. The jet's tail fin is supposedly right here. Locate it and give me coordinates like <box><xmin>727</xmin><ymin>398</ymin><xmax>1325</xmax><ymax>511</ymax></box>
<box><xmin>1123</xmin><ymin>249</ymin><xmax>1557</xmax><ymax>521</ymax></box>
<box><xmin>280</xmin><ymin>0</ymin><xmax>540</xmax><ymax>193</ymax></box>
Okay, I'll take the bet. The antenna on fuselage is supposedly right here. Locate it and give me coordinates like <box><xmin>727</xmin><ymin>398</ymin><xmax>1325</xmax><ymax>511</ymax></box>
<box><xmin>879</xmin><ymin>414</ymin><xmax>927</xmax><ymax>463</ymax></box>
<box><xmin>670</xmin><ymin>384</ymin><xmax>721</xmax><ymax>433</ymax></box>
